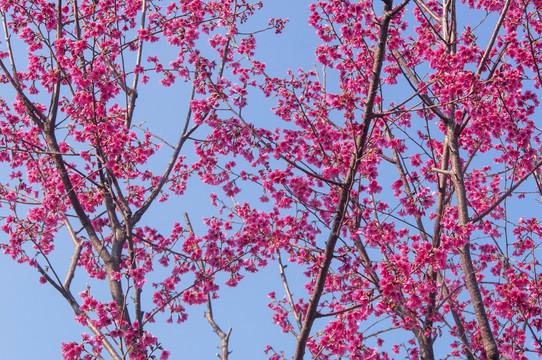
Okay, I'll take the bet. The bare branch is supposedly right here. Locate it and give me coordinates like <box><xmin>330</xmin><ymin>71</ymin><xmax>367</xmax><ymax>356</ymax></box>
<box><xmin>413</xmin><ymin>0</ymin><xmax>442</xmax><ymax>23</ymax></box>
<box><xmin>475</xmin><ymin>0</ymin><xmax>512</xmax><ymax>77</ymax></box>
<box><xmin>278</xmin><ymin>252</ymin><xmax>302</xmax><ymax>331</ymax></box>
<box><xmin>184</xmin><ymin>212</ymin><xmax>232</xmax><ymax>360</ymax></box>
<box><xmin>470</xmin><ymin>160</ymin><xmax>542</xmax><ymax>223</ymax></box>
<box><xmin>63</xmin><ymin>218</ymin><xmax>83</xmax><ymax>290</ymax></box>
<box><xmin>204</xmin><ymin>296</ymin><xmax>232</xmax><ymax>360</ymax></box>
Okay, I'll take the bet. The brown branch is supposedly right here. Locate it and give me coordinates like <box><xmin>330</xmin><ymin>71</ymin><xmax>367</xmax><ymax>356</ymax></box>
<box><xmin>435</xmin><ymin>272</ymin><xmax>475</xmax><ymax>360</ymax></box>
<box><xmin>47</xmin><ymin>0</ymin><xmax>63</xmax><ymax>128</ymax></box>
<box><xmin>125</xmin><ymin>0</ymin><xmax>147</xmax><ymax>128</ymax></box>
<box><xmin>1</xmin><ymin>11</ymin><xmax>20</xmax><ymax>87</ymax></box>
<box><xmin>36</xmin><ymin>262</ymin><xmax>123</xmax><ymax>359</ymax></box>
<box><xmin>393</xmin><ymin>51</ymin><xmax>450</xmax><ymax>123</ymax></box>
<box><xmin>475</xmin><ymin>0</ymin><xmax>512</xmax><ymax>77</ymax></box>
<box><xmin>439</xmin><ymin>0</ymin><xmax>498</xmax><ymax>354</ymax></box>
<box><xmin>0</xmin><ymin>57</ymin><xmax>46</xmax><ymax>127</ymax></box>
<box><xmin>63</xmin><ymin>218</ymin><xmax>83</xmax><ymax>290</ymax></box>
<box><xmin>447</xmin><ymin>127</ymin><xmax>499</xmax><ymax>360</ymax></box>
<box><xmin>43</xmin><ymin>128</ymin><xmax>129</xmax><ymax>315</ymax></box>
<box><xmin>83</xmin><ymin>318</ymin><xmax>123</xmax><ymax>360</ymax></box>
<box><xmin>427</xmin><ymin>138</ymin><xmax>476</xmax><ymax>359</ymax></box>
<box><xmin>293</xmin><ymin>2</ymin><xmax>396</xmax><ymax>358</ymax></box>
<box><xmin>469</xmin><ymin>160</ymin><xmax>542</xmax><ymax>223</ymax></box>
<box><xmin>278</xmin><ymin>252</ymin><xmax>302</xmax><ymax>331</ymax></box>
<box><xmin>184</xmin><ymin>212</ymin><xmax>232</xmax><ymax>360</ymax></box>
<box><xmin>413</xmin><ymin>0</ymin><xmax>442</xmax><ymax>23</ymax></box>
<box><xmin>204</xmin><ymin>296</ymin><xmax>232</xmax><ymax>360</ymax></box>
<box><xmin>315</xmin><ymin>304</ymin><xmax>363</xmax><ymax>318</ymax></box>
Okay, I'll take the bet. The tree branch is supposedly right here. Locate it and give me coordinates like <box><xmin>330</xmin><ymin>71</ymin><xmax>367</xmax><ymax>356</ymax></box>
<box><xmin>63</xmin><ymin>218</ymin><xmax>83</xmax><ymax>290</ymax></box>
<box><xmin>204</xmin><ymin>296</ymin><xmax>232</xmax><ymax>360</ymax></box>
<box><xmin>469</xmin><ymin>160</ymin><xmax>542</xmax><ymax>223</ymax></box>
<box><xmin>293</xmin><ymin>2</ymin><xmax>397</xmax><ymax>358</ymax></box>
<box><xmin>278</xmin><ymin>252</ymin><xmax>302</xmax><ymax>331</ymax></box>
<box><xmin>184</xmin><ymin>212</ymin><xmax>232</xmax><ymax>360</ymax></box>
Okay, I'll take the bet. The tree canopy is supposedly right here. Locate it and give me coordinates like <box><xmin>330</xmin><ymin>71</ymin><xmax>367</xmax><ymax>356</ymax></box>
<box><xmin>1</xmin><ymin>0</ymin><xmax>542</xmax><ymax>359</ymax></box>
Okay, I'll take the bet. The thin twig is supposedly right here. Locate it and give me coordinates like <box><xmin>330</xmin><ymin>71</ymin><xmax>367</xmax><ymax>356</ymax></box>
<box><xmin>278</xmin><ymin>252</ymin><xmax>302</xmax><ymax>331</ymax></box>
<box><xmin>184</xmin><ymin>212</ymin><xmax>232</xmax><ymax>360</ymax></box>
